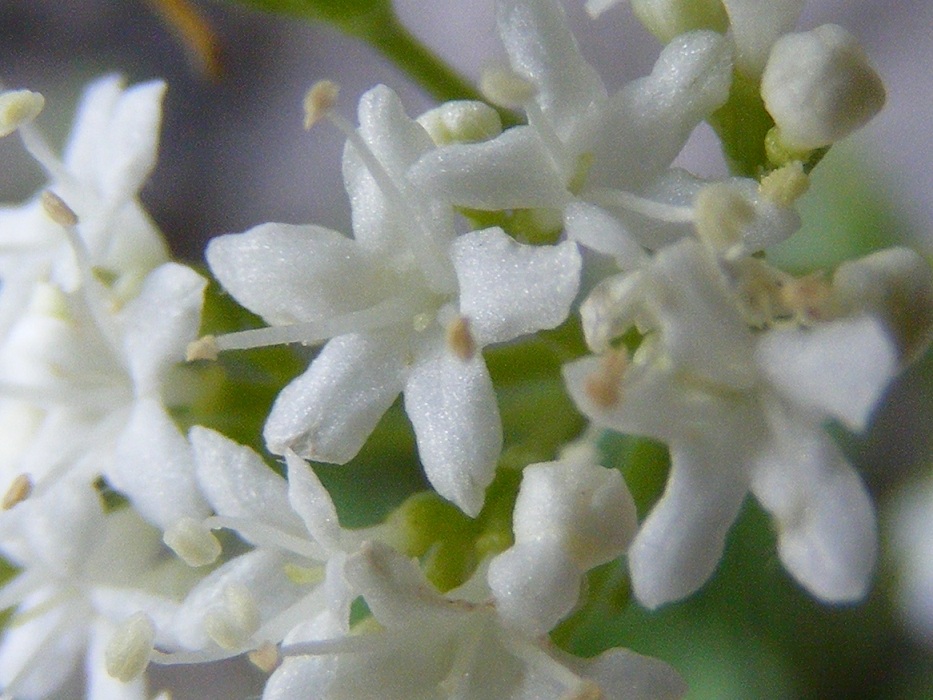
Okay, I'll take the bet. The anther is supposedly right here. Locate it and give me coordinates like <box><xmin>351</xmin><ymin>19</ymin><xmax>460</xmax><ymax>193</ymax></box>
<box><xmin>480</xmin><ymin>67</ymin><xmax>537</xmax><ymax>109</ymax></box>
<box><xmin>303</xmin><ymin>80</ymin><xmax>340</xmax><ymax>129</ymax></box>
<box><xmin>778</xmin><ymin>271</ymin><xmax>835</xmax><ymax>324</ymax></box>
<box><xmin>40</xmin><ymin>190</ymin><xmax>79</xmax><ymax>227</ymax></box>
<box><xmin>446</xmin><ymin>316</ymin><xmax>476</xmax><ymax>361</ymax></box>
<box><xmin>693</xmin><ymin>184</ymin><xmax>755</xmax><ymax>258</ymax></box>
<box><xmin>186</xmin><ymin>335</ymin><xmax>219</xmax><ymax>362</ymax></box>
<box><xmin>561</xmin><ymin>679</ymin><xmax>605</xmax><ymax>700</ymax></box>
<box><xmin>163</xmin><ymin>517</ymin><xmax>222</xmax><ymax>567</ymax></box>
<box><xmin>2</xmin><ymin>474</ymin><xmax>32</xmax><ymax>510</ymax></box>
<box><xmin>0</xmin><ymin>89</ymin><xmax>44</xmax><ymax>138</ymax></box>
<box><xmin>759</xmin><ymin>161</ymin><xmax>810</xmax><ymax>207</ymax></box>
<box><xmin>105</xmin><ymin>612</ymin><xmax>156</xmax><ymax>683</ymax></box>
<box><xmin>583</xmin><ymin>349</ymin><xmax>629</xmax><ymax>409</ymax></box>
<box><xmin>248</xmin><ymin>641</ymin><xmax>281</xmax><ymax>673</ymax></box>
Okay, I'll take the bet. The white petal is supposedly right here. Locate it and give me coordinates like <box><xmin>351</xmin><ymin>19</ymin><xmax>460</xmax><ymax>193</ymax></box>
<box><xmin>752</xmin><ymin>402</ymin><xmax>877</xmax><ymax>602</ymax></box>
<box><xmin>121</xmin><ymin>262</ymin><xmax>206</xmax><ymax>394</ymax></box>
<box><xmin>564</xmin><ymin>200</ymin><xmax>648</xmax><ymax>268</ymax></box>
<box><xmin>285</xmin><ymin>450</ymin><xmax>343</xmax><ymax>551</ymax></box>
<box><xmin>453</xmin><ymin>228</ymin><xmax>581</xmax><ymax>346</ymax></box>
<box><xmin>572</xmin><ymin>647</ymin><xmax>688</xmax><ymax>700</ymax></box>
<box><xmin>65</xmin><ymin>76</ymin><xmax>167</xmax><ymax>204</ymax></box>
<box><xmin>487</xmin><ymin>540</ymin><xmax>582</xmax><ymax>636</ymax></box>
<box><xmin>629</xmin><ymin>438</ymin><xmax>751</xmax><ymax>609</ymax></box>
<box><xmin>110</xmin><ymin>399</ymin><xmax>209</xmax><ymax>530</ymax></box>
<box><xmin>512</xmin><ymin>458</ymin><xmax>637</xmax><ymax>570</ymax></box>
<box><xmin>588</xmin><ymin>32</ymin><xmax>732</xmax><ymax>191</ymax></box>
<box><xmin>721</xmin><ymin>0</ymin><xmax>804</xmax><ymax>77</ymax></box>
<box><xmin>206</xmin><ymin>223</ymin><xmax>391</xmax><ymax>326</ymax></box>
<box><xmin>404</xmin><ymin>346</ymin><xmax>502</xmax><ymax>517</ymax></box>
<box><xmin>756</xmin><ymin>315</ymin><xmax>897</xmax><ymax>432</ymax></box>
<box><xmin>497</xmin><ymin>0</ymin><xmax>607</xmax><ymax>137</ymax></box>
<box><xmin>410</xmin><ymin>126</ymin><xmax>570</xmax><ymax>211</ymax></box>
<box><xmin>190</xmin><ymin>427</ymin><xmax>305</xmax><ymax>537</ymax></box>
<box><xmin>263</xmin><ymin>331</ymin><xmax>408</xmax><ymax>463</ymax></box>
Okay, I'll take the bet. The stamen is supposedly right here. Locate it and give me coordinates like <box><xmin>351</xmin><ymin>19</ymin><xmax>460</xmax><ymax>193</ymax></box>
<box><xmin>2</xmin><ymin>474</ymin><xmax>32</xmax><ymax>510</ymax></box>
<box><xmin>191</xmin><ymin>296</ymin><xmax>418</xmax><ymax>358</ymax></box>
<box><xmin>303</xmin><ymin>80</ymin><xmax>339</xmax><ymax>129</ymax></box>
<box><xmin>585</xmin><ymin>187</ymin><xmax>695</xmax><ymax>224</ymax></box>
<box><xmin>759</xmin><ymin>161</ymin><xmax>810</xmax><ymax>207</ymax></box>
<box><xmin>105</xmin><ymin>612</ymin><xmax>156</xmax><ymax>682</ymax></box>
<box><xmin>281</xmin><ymin>633</ymin><xmax>375</xmax><ymax>658</ymax></box>
<box><xmin>584</xmin><ymin>349</ymin><xmax>629</xmax><ymax>409</ymax></box>
<box><xmin>778</xmin><ymin>271</ymin><xmax>835</xmax><ymax>324</ymax></box>
<box><xmin>40</xmin><ymin>190</ymin><xmax>78</xmax><ymax>227</ymax></box>
<box><xmin>205</xmin><ymin>585</ymin><xmax>261</xmax><ymax>650</ymax></box>
<box><xmin>0</xmin><ymin>89</ymin><xmax>44</xmax><ymax>138</ymax></box>
<box><xmin>163</xmin><ymin>517</ymin><xmax>222</xmax><ymax>566</ymax></box>
<box><xmin>693</xmin><ymin>184</ymin><xmax>755</xmax><ymax>258</ymax></box>
<box><xmin>480</xmin><ymin>67</ymin><xmax>537</xmax><ymax>109</ymax></box>
<box><xmin>446</xmin><ymin>316</ymin><xmax>476</xmax><ymax>361</ymax></box>
<box><xmin>248</xmin><ymin>641</ymin><xmax>281</xmax><ymax>673</ymax></box>
<box><xmin>203</xmin><ymin>514</ymin><xmax>322</xmax><ymax>559</ymax></box>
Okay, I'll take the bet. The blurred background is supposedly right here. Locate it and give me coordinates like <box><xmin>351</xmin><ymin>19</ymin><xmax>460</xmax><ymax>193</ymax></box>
<box><xmin>1</xmin><ymin>0</ymin><xmax>932</xmax><ymax>698</ymax></box>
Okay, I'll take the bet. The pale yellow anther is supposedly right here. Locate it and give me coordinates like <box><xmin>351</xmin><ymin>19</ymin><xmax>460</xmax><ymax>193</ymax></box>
<box><xmin>561</xmin><ymin>679</ymin><xmax>605</xmax><ymax>700</ymax></box>
<box><xmin>584</xmin><ymin>348</ymin><xmax>629</xmax><ymax>409</ymax></box>
<box><xmin>0</xmin><ymin>89</ymin><xmax>44</xmax><ymax>137</ymax></box>
<box><xmin>105</xmin><ymin>612</ymin><xmax>156</xmax><ymax>683</ymax></box>
<box><xmin>778</xmin><ymin>271</ymin><xmax>836</xmax><ymax>324</ymax></box>
<box><xmin>303</xmin><ymin>80</ymin><xmax>340</xmax><ymax>129</ymax></box>
<box><xmin>417</xmin><ymin>101</ymin><xmax>502</xmax><ymax>146</ymax></box>
<box><xmin>446</xmin><ymin>316</ymin><xmax>476</xmax><ymax>361</ymax></box>
<box><xmin>693</xmin><ymin>184</ymin><xmax>755</xmax><ymax>257</ymax></box>
<box><xmin>186</xmin><ymin>335</ymin><xmax>219</xmax><ymax>362</ymax></box>
<box><xmin>480</xmin><ymin>67</ymin><xmax>537</xmax><ymax>109</ymax></box>
<box><xmin>283</xmin><ymin>562</ymin><xmax>325</xmax><ymax>586</ymax></box>
<box><xmin>205</xmin><ymin>585</ymin><xmax>261</xmax><ymax>650</ymax></box>
<box><xmin>759</xmin><ymin>161</ymin><xmax>810</xmax><ymax>207</ymax></box>
<box><xmin>163</xmin><ymin>517</ymin><xmax>222</xmax><ymax>567</ymax></box>
<box><xmin>248</xmin><ymin>641</ymin><xmax>281</xmax><ymax>673</ymax></box>
<box><xmin>2</xmin><ymin>474</ymin><xmax>32</xmax><ymax>510</ymax></box>
<box><xmin>40</xmin><ymin>191</ymin><xmax>79</xmax><ymax>227</ymax></box>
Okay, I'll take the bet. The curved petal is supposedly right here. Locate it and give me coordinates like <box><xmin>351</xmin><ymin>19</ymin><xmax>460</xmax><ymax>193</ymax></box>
<box><xmin>453</xmin><ymin>228</ymin><xmax>581</xmax><ymax>346</ymax></box>
<box><xmin>628</xmin><ymin>437</ymin><xmax>751</xmax><ymax>609</ymax></box>
<box><xmin>757</xmin><ymin>314</ymin><xmax>897</xmax><ymax>432</ymax></box>
<box><xmin>497</xmin><ymin>0</ymin><xmax>607</xmax><ymax>137</ymax></box>
<box><xmin>752</xmin><ymin>400</ymin><xmax>877</xmax><ymax>602</ymax></box>
<box><xmin>190</xmin><ymin>427</ymin><xmax>305</xmax><ymax>538</ymax></box>
<box><xmin>564</xmin><ymin>201</ymin><xmax>648</xmax><ymax>267</ymax></box>
<box><xmin>404</xmin><ymin>345</ymin><xmax>502</xmax><ymax>517</ymax></box>
<box><xmin>206</xmin><ymin>223</ymin><xmax>391</xmax><ymax>326</ymax></box>
<box><xmin>110</xmin><ymin>399</ymin><xmax>209</xmax><ymax>530</ymax></box>
<box><xmin>410</xmin><ymin>126</ymin><xmax>570</xmax><ymax>211</ymax></box>
<box><xmin>285</xmin><ymin>450</ymin><xmax>343</xmax><ymax>551</ymax></box>
<box><xmin>121</xmin><ymin>262</ymin><xmax>206</xmax><ymax>394</ymax></box>
<box><xmin>263</xmin><ymin>331</ymin><xmax>408</xmax><ymax>463</ymax></box>
<box><xmin>570</xmin><ymin>647</ymin><xmax>688</xmax><ymax>700</ymax></box>
<box><xmin>722</xmin><ymin>0</ymin><xmax>804</xmax><ymax>77</ymax></box>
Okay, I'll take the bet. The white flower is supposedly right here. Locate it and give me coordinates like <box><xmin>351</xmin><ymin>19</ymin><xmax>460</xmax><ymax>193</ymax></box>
<box><xmin>761</xmin><ymin>24</ymin><xmax>886</xmax><ymax>150</ymax></box>
<box><xmin>410</xmin><ymin>0</ymin><xmax>733</xmax><ymax>258</ymax></box>
<box><xmin>488</xmin><ymin>456</ymin><xmax>638</xmax><ymax>634</ymax></box>
<box><xmin>564</xmin><ymin>239</ymin><xmax>899</xmax><ymax>607</ymax></box>
<box><xmin>0</xmin><ymin>479</ymin><xmax>192</xmax><ymax>699</ymax></box>
<box><xmin>0</xmin><ymin>259</ymin><xmax>209</xmax><ymax>532</ymax></box>
<box><xmin>0</xmin><ymin>75</ymin><xmax>170</xmax><ymax>337</ymax></box>
<box><xmin>204</xmin><ymin>84</ymin><xmax>581</xmax><ymax>516</ymax></box>
<box><xmin>161</xmin><ymin>428</ymin><xmax>358</xmax><ymax>661</ymax></box>
<box><xmin>265</xmin><ymin>540</ymin><xmax>687</xmax><ymax>700</ymax></box>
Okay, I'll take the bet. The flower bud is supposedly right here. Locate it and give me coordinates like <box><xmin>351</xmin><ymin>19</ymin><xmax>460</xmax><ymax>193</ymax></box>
<box><xmin>417</xmin><ymin>101</ymin><xmax>502</xmax><ymax>146</ymax></box>
<box><xmin>761</xmin><ymin>24</ymin><xmax>885</xmax><ymax>150</ymax></box>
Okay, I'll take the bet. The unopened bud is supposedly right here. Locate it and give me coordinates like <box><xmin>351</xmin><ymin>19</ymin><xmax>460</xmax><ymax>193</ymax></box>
<box><xmin>105</xmin><ymin>613</ymin><xmax>156</xmax><ymax>683</ymax></box>
<box><xmin>480</xmin><ymin>67</ymin><xmax>537</xmax><ymax>109</ymax></box>
<box><xmin>417</xmin><ymin>101</ymin><xmax>502</xmax><ymax>146</ymax></box>
<box><xmin>762</xmin><ymin>24</ymin><xmax>885</xmax><ymax>150</ymax></box>
<box><xmin>0</xmin><ymin>89</ymin><xmax>44</xmax><ymax>137</ymax></box>
<box><xmin>163</xmin><ymin>517</ymin><xmax>221</xmax><ymax>566</ymax></box>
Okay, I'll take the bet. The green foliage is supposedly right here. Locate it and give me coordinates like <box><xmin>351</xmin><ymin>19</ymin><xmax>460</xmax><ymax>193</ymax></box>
<box><xmin>708</xmin><ymin>71</ymin><xmax>776</xmax><ymax>179</ymax></box>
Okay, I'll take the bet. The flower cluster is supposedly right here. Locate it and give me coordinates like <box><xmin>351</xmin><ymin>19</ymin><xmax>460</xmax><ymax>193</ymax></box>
<box><xmin>0</xmin><ymin>0</ymin><xmax>927</xmax><ymax>698</ymax></box>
